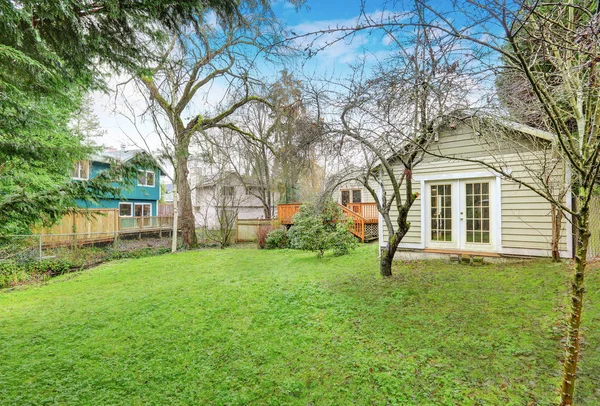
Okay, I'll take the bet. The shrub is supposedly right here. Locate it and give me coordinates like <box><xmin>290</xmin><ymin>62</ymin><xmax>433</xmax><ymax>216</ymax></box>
<box><xmin>255</xmin><ymin>224</ymin><xmax>273</xmax><ymax>249</ymax></box>
<box><xmin>288</xmin><ymin>201</ymin><xmax>358</xmax><ymax>258</ymax></box>
<box><xmin>0</xmin><ymin>259</ymin><xmax>73</xmax><ymax>289</ymax></box>
<box><xmin>265</xmin><ymin>228</ymin><xmax>289</xmax><ymax>249</ymax></box>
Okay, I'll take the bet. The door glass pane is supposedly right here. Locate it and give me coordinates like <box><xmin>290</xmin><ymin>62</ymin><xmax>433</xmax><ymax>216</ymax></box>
<box><xmin>352</xmin><ymin>190</ymin><xmax>362</xmax><ymax>203</ymax></box>
<box><xmin>465</xmin><ymin>182</ymin><xmax>490</xmax><ymax>244</ymax></box>
<box><xmin>431</xmin><ymin>184</ymin><xmax>452</xmax><ymax>242</ymax></box>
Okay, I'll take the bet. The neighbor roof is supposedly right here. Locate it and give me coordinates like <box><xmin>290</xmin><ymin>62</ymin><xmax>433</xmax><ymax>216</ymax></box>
<box><xmin>90</xmin><ymin>149</ymin><xmax>167</xmax><ymax>175</ymax></box>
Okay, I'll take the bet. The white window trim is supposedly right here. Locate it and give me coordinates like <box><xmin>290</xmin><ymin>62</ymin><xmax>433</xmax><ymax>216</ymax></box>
<box><xmin>385</xmin><ymin>168</ymin><xmax>571</xmax><ymax>259</ymax></box>
<box><xmin>134</xmin><ymin>203</ymin><xmax>152</xmax><ymax>217</ymax></box>
<box><xmin>72</xmin><ymin>161</ymin><xmax>89</xmax><ymax>181</ymax></box>
<box><xmin>119</xmin><ymin>202</ymin><xmax>133</xmax><ymax>217</ymax></box>
<box><xmin>137</xmin><ymin>170</ymin><xmax>155</xmax><ymax>187</ymax></box>
<box><xmin>340</xmin><ymin>188</ymin><xmax>363</xmax><ymax>204</ymax></box>
<box><xmin>397</xmin><ymin>172</ymin><xmax>503</xmax><ymax>252</ymax></box>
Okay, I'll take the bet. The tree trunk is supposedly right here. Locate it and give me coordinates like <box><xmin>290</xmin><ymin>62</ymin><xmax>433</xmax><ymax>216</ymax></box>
<box><xmin>552</xmin><ymin>204</ymin><xmax>563</xmax><ymax>262</ymax></box>
<box><xmin>380</xmin><ymin>231</ymin><xmax>403</xmax><ymax>277</ymax></box>
<box><xmin>175</xmin><ymin>141</ymin><xmax>198</xmax><ymax>249</ymax></box>
<box><xmin>560</xmin><ymin>210</ymin><xmax>590</xmax><ymax>405</ymax></box>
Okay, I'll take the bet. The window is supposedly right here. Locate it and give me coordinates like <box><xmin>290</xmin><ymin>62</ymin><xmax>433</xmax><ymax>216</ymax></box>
<box><xmin>341</xmin><ymin>189</ymin><xmax>362</xmax><ymax>205</ymax></box>
<box><xmin>221</xmin><ymin>186</ymin><xmax>235</xmax><ymax>197</ymax></box>
<box><xmin>135</xmin><ymin>203</ymin><xmax>152</xmax><ymax>227</ymax></box>
<box><xmin>119</xmin><ymin>202</ymin><xmax>133</xmax><ymax>217</ymax></box>
<box><xmin>72</xmin><ymin>161</ymin><xmax>89</xmax><ymax>180</ymax></box>
<box><xmin>134</xmin><ymin>203</ymin><xmax>151</xmax><ymax>217</ymax></box>
<box><xmin>137</xmin><ymin>170</ymin><xmax>155</xmax><ymax>187</ymax></box>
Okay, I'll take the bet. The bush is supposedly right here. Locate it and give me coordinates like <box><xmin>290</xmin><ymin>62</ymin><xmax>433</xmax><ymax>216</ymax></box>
<box><xmin>288</xmin><ymin>201</ymin><xmax>358</xmax><ymax>258</ymax></box>
<box><xmin>0</xmin><ymin>244</ymin><xmax>172</xmax><ymax>289</ymax></box>
<box><xmin>255</xmin><ymin>224</ymin><xmax>273</xmax><ymax>249</ymax></box>
<box><xmin>0</xmin><ymin>259</ymin><xmax>73</xmax><ymax>288</ymax></box>
<box><xmin>265</xmin><ymin>228</ymin><xmax>289</xmax><ymax>249</ymax></box>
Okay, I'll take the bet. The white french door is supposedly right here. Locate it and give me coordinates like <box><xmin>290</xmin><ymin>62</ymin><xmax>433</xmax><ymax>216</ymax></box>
<box><xmin>425</xmin><ymin>178</ymin><xmax>497</xmax><ymax>252</ymax></box>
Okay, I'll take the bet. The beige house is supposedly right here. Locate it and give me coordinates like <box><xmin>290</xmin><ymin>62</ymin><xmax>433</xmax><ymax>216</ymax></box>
<box><xmin>332</xmin><ymin>181</ymin><xmax>377</xmax><ymax>206</ymax></box>
<box><xmin>380</xmin><ymin>120</ymin><xmax>573</xmax><ymax>259</ymax></box>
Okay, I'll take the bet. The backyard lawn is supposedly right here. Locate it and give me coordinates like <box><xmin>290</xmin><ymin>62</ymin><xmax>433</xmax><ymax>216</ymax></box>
<box><xmin>1</xmin><ymin>246</ymin><xmax>599</xmax><ymax>405</ymax></box>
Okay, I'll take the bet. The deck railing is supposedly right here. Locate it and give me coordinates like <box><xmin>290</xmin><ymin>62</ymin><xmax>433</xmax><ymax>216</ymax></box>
<box><xmin>338</xmin><ymin>204</ymin><xmax>367</xmax><ymax>242</ymax></box>
<box><xmin>277</xmin><ymin>202</ymin><xmax>378</xmax><ymax>242</ymax></box>
<box><xmin>119</xmin><ymin>216</ymin><xmax>174</xmax><ymax>231</ymax></box>
<box><xmin>345</xmin><ymin>203</ymin><xmax>378</xmax><ymax>221</ymax></box>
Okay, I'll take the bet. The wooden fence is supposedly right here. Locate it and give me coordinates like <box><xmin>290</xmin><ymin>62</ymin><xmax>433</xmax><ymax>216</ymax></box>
<box><xmin>236</xmin><ymin>218</ymin><xmax>279</xmax><ymax>242</ymax></box>
<box><xmin>36</xmin><ymin>209</ymin><xmax>119</xmax><ymax>246</ymax></box>
<box><xmin>158</xmin><ymin>203</ymin><xmax>174</xmax><ymax>216</ymax></box>
<box><xmin>36</xmin><ymin>209</ymin><xmax>174</xmax><ymax>247</ymax></box>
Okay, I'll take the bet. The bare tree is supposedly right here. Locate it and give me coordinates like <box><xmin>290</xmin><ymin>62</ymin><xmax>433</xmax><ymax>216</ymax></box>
<box><xmin>195</xmin><ymin>172</ymin><xmax>243</xmax><ymax>248</ymax></box>
<box><xmin>332</xmin><ymin>14</ymin><xmax>472</xmax><ymax>276</ymax></box>
<box><xmin>203</xmin><ymin>70</ymin><xmax>327</xmax><ymax>218</ymax></box>
<box><xmin>118</xmin><ymin>14</ymin><xmax>286</xmax><ymax>249</ymax></box>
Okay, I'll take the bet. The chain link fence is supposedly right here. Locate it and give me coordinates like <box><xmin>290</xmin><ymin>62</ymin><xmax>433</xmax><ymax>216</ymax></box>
<box><xmin>0</xmin><ymin>235</ymin><xmax>43</xmax><ymax>263</ymax></box>
<box><xmin>0</xmin><ymin>231</ymin><xmax>176</xmax><ymax>264</ymax></box>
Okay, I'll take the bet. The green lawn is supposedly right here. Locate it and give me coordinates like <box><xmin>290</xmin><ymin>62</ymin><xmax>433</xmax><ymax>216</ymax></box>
<box><xmin>1</xmin><ymin>246</ymin><xmax>599</xmax><ymax>405</ymax></box>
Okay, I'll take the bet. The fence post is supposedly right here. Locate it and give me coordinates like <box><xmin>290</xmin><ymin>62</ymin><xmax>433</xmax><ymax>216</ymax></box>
<box><xmin>38</xmin><ymin>234</ymin><xmax>42</xmax><ymax>262</ymax></box>
<box><xmin>72</xmin><ymin>212</ymin><xmax>77</xmax><ymax>249</ymax></box>
<box><xmin>235</xmin><ymin>217</ymin><xmax>239</xmax><ymax>243</ymax></box>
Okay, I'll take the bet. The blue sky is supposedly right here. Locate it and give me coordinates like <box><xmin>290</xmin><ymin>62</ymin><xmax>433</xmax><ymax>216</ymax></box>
<box><xmin>95</xmin><ymin>0</ymin><xmax>480</xmax><ymax>153</ymax></box>
<box><xmin>94</xmin><ymin>0</ymin><xmax>397</xmax><ymax>149</ymax></box>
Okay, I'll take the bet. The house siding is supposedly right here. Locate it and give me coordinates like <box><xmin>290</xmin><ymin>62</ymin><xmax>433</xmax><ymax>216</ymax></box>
<box><xmin>380</xmin><ymin>123</ymin><xmax>569</xmax><ymax>257</ymax></box>
<box><xmin>332</xmin><ymin>180</ymin><xmax>377</xmax><ymax>204</ymax></box>
<box><xmin>75</xmin><ymin>161</ymin><xmax>161</xmax><ymax>216</ymax></box>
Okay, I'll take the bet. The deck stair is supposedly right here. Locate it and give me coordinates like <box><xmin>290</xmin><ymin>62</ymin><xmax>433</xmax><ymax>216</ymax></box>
<box><xmin>278</xmin><ymin>203</ymin><xmax>378</xmax><ymax>243</ymax></box>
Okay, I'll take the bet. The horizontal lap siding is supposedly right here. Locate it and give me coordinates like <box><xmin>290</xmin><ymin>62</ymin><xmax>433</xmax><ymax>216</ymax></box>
<box><xmin>381</xmin><ymin>180</ymin><xmax>421</xmax><ymax>244</ymax></box>
<box><xmin>501</xmin><ymin>178</ymin><xmax>567</xmax><ymax>251</ymax></box>
<box><xmin>380</xmin><ymin>124</ymin><xmax>569</xmax><ymax>255</ymax></box>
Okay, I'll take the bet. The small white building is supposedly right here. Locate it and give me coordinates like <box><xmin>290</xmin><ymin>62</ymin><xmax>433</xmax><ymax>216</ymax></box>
<box><xmin>380</xmin><ymin>119</ymin><xmax>572</xmax><ymax>259</ymax></box>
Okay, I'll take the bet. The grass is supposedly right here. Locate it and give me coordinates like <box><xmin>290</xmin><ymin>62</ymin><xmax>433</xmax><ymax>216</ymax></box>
<box><xmin>0</xmin><ymin>245</ymin><xmax>599</xmax><ymax>405</ymax></box>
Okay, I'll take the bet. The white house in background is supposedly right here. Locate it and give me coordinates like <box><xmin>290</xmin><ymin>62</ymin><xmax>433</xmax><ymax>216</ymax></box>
<box><xmin>380</xmin><ymin>119</ymin><xmax>573</xmax><ymax>259</ymax></box>
<box><xmin>192</xmin><ymin>171</ymin><xmax>276</xmax><ymax>229</ymax></box>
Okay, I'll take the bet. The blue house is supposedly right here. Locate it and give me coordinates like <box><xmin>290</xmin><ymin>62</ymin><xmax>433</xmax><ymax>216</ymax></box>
<box><xmin>73</xmin><ymin>149</ymin><xmax>166</xmax><ymax>218</ymax></box>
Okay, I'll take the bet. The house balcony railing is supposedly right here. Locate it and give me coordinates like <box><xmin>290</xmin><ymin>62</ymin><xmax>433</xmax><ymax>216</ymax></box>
<box><xmin>119</xmin><ymin>216</ymin><xmax>174</xmax><ymax>232</ymax></box>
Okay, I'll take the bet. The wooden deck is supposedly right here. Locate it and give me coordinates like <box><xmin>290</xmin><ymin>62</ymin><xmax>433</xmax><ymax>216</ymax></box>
<box><xmin>37</xmin><ymin>211</ymin><xmax>176</xmax><ymax>248</ymax></box>
<box><xmin>278</xmin><ymin>203</ymin><xmax>378</xmax><ymax>242</ymax></box>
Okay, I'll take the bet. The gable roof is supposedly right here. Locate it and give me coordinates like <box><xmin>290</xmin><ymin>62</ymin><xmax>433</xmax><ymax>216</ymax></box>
<box><xmin>377</xmin><ymin>115</ymin><xmax>558</xmax><ymax>170</ymax></box>
<box><xmin>90</xmin><ymin>149</ymin><xmax>167</xmax><ymax>176</ymax></box>
<box><xmin>494</xmin><ymin>119</ymin><xmax>556</xmax><ymax>142</ymax></box>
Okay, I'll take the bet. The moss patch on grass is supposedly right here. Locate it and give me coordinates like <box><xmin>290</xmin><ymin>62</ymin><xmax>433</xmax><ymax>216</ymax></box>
<box><xmin>0</xmin><ymin>246</ymin><xmax>599</xmax><ymax>405</ymax></box>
